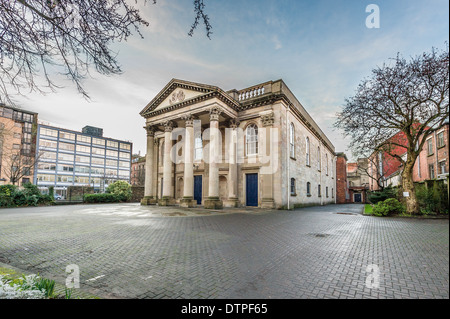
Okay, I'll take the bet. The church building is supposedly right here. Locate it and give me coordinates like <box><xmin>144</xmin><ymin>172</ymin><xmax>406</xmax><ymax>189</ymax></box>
<box><xmin>140</xmin><ymin>79</ymin><xmax>336</xmax><ymax>209</ymax></box>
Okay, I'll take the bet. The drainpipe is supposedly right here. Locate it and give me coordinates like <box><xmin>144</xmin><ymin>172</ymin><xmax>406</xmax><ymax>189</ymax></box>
<box><xmin>286</xmin><ymin>103</ymin><xmax>290</xmax><ymax>210</ymax></box>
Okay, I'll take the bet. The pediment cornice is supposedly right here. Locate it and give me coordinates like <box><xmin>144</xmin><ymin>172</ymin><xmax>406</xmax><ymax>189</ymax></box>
<box><xmin>140</xmin><ymin>79</ymin><xmax>240</xmax><ymax>118</ymax></box>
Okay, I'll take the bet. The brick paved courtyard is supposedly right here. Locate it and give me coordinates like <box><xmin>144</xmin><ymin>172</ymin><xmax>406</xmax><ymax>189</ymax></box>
<box><xmin>0</xmin><ymin>203</ymin><xmax>448</xmax><ymax>299</ymax></box>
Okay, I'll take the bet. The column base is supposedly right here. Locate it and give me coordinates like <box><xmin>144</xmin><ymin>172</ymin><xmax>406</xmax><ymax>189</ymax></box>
<box><xmin>180</xmin><ymin>197</ymin><xmax>197</xmax><ymax>208</ymax></box>
<box><xmin>223</xmin><ymin>198</ymin><xmax>239</xmax><ymax>208</ymax></box>
<box><xmin>204</xmin><ymin>197</ymin><xmax>223</xmax><ymax>209</ymax></box>
<box><xmin>141</xmin><ymin>196</ymin><xmax>157</xmax><ymax>205</ymax></box>
<box><xmin>158</xmin><ymin>197</ymin><xmax>175</xmax><ymax>206</ymax></box>
<box><xmin>261</xmin><ymin>198</ymin><xmax>275</xmax><ymax>209</ymax></box>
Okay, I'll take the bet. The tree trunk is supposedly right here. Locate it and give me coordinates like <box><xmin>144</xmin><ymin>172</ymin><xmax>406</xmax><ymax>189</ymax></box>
<box><xmin>401</xmin><ymin>158</ymin><xmax>419</xmax><ymax>215</ymax></box>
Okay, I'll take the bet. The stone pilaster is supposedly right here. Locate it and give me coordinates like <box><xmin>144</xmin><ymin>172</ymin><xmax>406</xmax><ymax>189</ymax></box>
<box><xmin>261</xmin><ymin>112</ymin><xmax>275</xmax><ymax>209</ymax></box>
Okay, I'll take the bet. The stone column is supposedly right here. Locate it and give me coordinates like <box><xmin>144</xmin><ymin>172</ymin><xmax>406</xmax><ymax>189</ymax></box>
<box><xmin>224</xmin><ymin>119</ymin><xmax>239</xmax><ymax>208</ymax></box>
<box><xmin>141</xmin><ymin>125</ymin><xmax>157</xmax><ymax>205</ymax></box>
<box><xmin>159</xmin><ymin>120</ymin><xmax>175</xmax><ymax>206</ymax></box>
<box><xmin>261</xmin><ymin>112</ymin><xmax>275</xmax><ymax>208</ymax></box>
<box><xmin>180</xmin><ymin>115</ymin><xmax>196</xmax><ymax>208</ymax></box>
<box><xmin>204</xmin><ymin>107</ymin><xmax>223</xmax><ymax>209</ymax></box>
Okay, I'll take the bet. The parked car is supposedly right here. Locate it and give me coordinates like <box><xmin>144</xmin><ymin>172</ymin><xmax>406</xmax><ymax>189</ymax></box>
<box><xmin>54</xmin><ymin>194</ymin><xmax>62</xmax><ymax>200</ymax></box>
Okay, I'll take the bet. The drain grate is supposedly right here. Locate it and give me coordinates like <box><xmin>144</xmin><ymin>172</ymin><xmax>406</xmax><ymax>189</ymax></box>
<box><xmin>336</xmin><ymin>212</ymin><xmax>356</xmax><ymax>215</ymax></box>
<box><xmin>309</xmin><ymin>233</ymin><xmax>330</xmax><ymax>238</ymax></box>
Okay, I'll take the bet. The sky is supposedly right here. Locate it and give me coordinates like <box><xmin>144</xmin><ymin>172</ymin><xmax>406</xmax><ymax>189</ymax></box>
<box><xmin>12</xmin><ymin>0</ymin><xmax>450</xmax><ymax>161</ymax></box>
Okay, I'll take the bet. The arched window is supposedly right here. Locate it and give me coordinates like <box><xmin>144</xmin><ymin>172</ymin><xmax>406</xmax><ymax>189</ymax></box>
<box><xmin>290</xmin><ymin>123</ymin><xmax>295</xmax><ymax>158</ymax></box>
<box><xmin>306</xmin><ymin>182</ymin><xmax>311</xmax><ymax>196</ymax></box>
<box><xmin>194</xmin><ymin>136</ymin><xmax>203</xmax><ymax>161</ymax></box>
<box><xmin>246</xmin><ymin>124</ymin><xmax>258</xmax><ymax>156</ymax></box>
<box><xmin>317</xmin><ymin>147</ymin><xmax>321</xmax><ymax>171</ymax></box>
<box><xmin>306</xmin><ymin>137</ymin><xmax>310</xmax><ymax>166</ymax></box>
<box><xmin>290</xmin><ymin>178</ymin><xmax>296</xmax><ymax>195</ymax></box>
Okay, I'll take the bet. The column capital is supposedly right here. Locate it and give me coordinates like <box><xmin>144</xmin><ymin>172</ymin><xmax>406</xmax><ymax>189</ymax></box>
<box><xmin>182</xmin><ymin>114</ymin><xmax>196</xmax><ymax>127</ymax></box>
<box><xmin>144</xmin><ymin>125</ymin><xmax>156</xmax><ymax>137</ymax></box>
<box><xmin>163</xmin><ymin>120</ymin><xmax>176</xmax><ymax>132</ymax></box>
<box><xmin>229</xmin><ymin>118</ymin><xmax>240</xmax><ymax>129</ymax></box>
<box><xmin>261</xmin><ymin>112</ymin><xmax>275</xmax><ymax>127</ymax></box>
<box><xmin>209</xmin><ymin>106</ymin><xmax>222</xmax><ymax>121</ymax></box>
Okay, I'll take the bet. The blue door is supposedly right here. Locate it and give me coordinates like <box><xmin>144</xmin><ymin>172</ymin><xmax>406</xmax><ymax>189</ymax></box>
<box><xmin>194</xmin><ymin>175</ymin><xmax>202</xmax><ymax>205</ymax></box>
<box><xmin>354</xmin><ymin>193</ymin><xmax>362</xmax><ymax>203</ymax></box>
<box><xmin>246</xmin><ymin>174</ymin><xmax>258</xmax><ymax>207</ymax></box>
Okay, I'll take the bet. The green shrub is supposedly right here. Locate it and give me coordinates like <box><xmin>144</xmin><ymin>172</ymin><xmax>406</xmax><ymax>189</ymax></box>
<box><xmin>83</xmin><ymin>193</ymin><xmax>119</xmax><ymax>203</ymax></box>
<box><xmin>415</xmin><ymin>181</ymin><xmax>448</xmax><ymax>215</ymax></box>
<box><xmin>368</xmin><ymin>186</ymin><xmax>398</xmax><ymax>204</ymax></box>
<box><xmin>0</xmin><ymin>184</ymin><xmax>53</xmax><ymax>208</ymax></box>
<box><xmin>372</xmin><ymin>198</ymin><xmax>406</xmax><ymax>217</ymax></box>
<box><xmin>106</xmin><ymin>181</ymin><xmax>132</xmax><ymax>202</ymax></box>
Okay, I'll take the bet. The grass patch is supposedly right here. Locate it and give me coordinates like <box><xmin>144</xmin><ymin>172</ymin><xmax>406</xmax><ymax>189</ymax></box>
<box><xmin>364</xmin><ymin>204</ymin><xmax>373</xmax><ymax>215</ymax></box>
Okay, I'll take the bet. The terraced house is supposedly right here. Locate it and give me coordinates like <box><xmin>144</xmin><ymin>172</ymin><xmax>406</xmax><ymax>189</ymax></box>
<box><xmin>140</xmin><ymin>79</ymin><xmax>336</xmax><ymax>209</ymax></box>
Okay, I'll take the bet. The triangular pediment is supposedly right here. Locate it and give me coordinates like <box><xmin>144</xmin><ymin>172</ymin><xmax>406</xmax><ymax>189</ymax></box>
<box><xmin>140</xmin><ymin>79</ymin><xmax>240</xmax><ymax>118</ymax></box>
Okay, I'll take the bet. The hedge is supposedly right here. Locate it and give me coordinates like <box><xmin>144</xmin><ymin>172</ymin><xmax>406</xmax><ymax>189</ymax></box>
<box><xmin>83</xmin><ymin>193</ymin><xmax>120</xmax><ymax>203</ymax></box>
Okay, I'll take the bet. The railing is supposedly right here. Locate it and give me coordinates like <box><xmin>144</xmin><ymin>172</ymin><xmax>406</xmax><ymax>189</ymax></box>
<box><xmin>238</xmin><ymin>86</ymin><xmax>266</xmax><ymax>102</ymax></box>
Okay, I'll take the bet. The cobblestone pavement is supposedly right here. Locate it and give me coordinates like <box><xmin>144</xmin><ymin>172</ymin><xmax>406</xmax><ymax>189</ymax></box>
<box><xmin>0</xmin><ymin>203</ymin><xmax>448</xmax><ymax>299</ymax></box>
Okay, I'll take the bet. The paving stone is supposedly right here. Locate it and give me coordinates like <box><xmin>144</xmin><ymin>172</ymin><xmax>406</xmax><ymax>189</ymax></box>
<box><xmin>0</xmin><ymin>203</ymin><xmax>448</xmax><ymax>299</ymax></box>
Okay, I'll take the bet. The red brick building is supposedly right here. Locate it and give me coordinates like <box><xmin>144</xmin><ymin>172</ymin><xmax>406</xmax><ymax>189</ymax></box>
<box><xmin>368</xmin><ymin>123</ymin><xmax>449</xmax><ymax>189</ymax></box>
<box><xmin>131</xmin><ymin>154</ymin><xmax>146</xmax><ymax>186</ymax></box>
<box><xmin>336</xmin><ymin>152</ymin><xmax>349</xmax><ymax>204</ymax></box>
<box><xmin>413</xmin><ymin>123</ymin><xmax>449</xmax><ymax>182</ymax></box>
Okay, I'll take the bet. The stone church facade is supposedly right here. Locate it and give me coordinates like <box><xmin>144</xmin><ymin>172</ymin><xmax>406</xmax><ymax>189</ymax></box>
<box><xmin>140</xmin><ymin>79</ymin><xmax>336</xmax><ymax>209</ymax></box>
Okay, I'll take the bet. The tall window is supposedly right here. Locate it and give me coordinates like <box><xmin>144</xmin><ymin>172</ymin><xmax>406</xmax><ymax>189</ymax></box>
<box><xmin>306</xmin><ymin>137</ymin><xmax>310</xmax><ymax>166</ymax></box>
<box><xmin>290</xmin><ymin>123</ymin><xmax>295</xmax><ymax>158</ymax></box>
<box><xmin>306</xmin><ymin>182</ymin><xmax>311</xmax><ymax>196</ymax></box>
<box><xmin>290</xmin><ymin>178</ymin><xmax>296</xmax><ymax>195</ymax></box>
<box><xmin>429</xmin><ymin>164</ymin><xmax>435</xmax><ymax>179</ymax></box>
<box><xmin>194</xmin><ymin>136</ymin><xmax>203</xmax><ymax>161</ymax></box>
<box><xmin>317</xmin><ymin>147</ymin><xmax>321</xmax><ymax>171</ymax></box>
<box><xmin>437</xmin><ymin>132</ymin><xmax>445</xmax><ymax>148</ymax></box>
<box><xmin>318</xmin><ymin>184</ymin><xmax>321</xmax><ymax>197</ymax></box>
<box><xmin>246</xmin><ymin>124</ymin><xmax>258</xmax><ymax>156</ymax></box>
<box><xmin>439</xmin><ymin>160</ymin><xmax>447</xmax><ymax>174</ymax></box>
<box><xmin>325</xmin><ymin>153</ymin><xmax>328</xmax><ymax>175</ymax></box>
<box><xmin>427</xmin><ymin>139</ymin><xmax>433</xmax><ymax>155</ymax></box>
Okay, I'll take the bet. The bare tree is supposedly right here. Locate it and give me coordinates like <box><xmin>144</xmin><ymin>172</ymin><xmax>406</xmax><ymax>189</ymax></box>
<box><xmin>335</xmin><ymin>46</ymin><xmax>449</xmax><ymax>214</ymax></box>
<box><xmin>2</xmin><ymin>147</ymin><xmax>43</xmax><ymax>185</ymax></box>
<box><xmin>0</xmin><ymin>0</ymin><xmax>211</xmax><ymax>105</ymax></box>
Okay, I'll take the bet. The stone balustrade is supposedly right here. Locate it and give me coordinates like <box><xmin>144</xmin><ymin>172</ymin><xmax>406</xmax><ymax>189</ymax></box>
<box><xmin>238</xmin><ymin>86</ymin><xmax>266</xmax><ymax>101</ymax></box>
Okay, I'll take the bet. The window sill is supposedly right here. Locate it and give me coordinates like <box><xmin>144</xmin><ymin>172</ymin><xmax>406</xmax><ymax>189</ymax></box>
<box><xmin>290</xmin><ymin>157</ymin><xmax>296</xmax><ymax>161</ymax></box>
<box><xmin>437</xmin><ymin>145</ymin><xmax>446</xmax><ymax>150</ymax></box>
<box><xmin>290</xmin><ymin>193</ymin><xmax>297</xmax><ymax>197</ymax></box>
<box><xmin>428</xmin><ymin>153</ymin><xmax>434</xmax><ymax>157</ymax></box>
<box><xmin>306</xmin><ymin>164</ymin><xmax>311</xmax><ymax>168</ymax></box>
<box><xmin>307</xmin><ymin>194</ymin><xmax>311</xmax><ymax>197</ymax></box>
